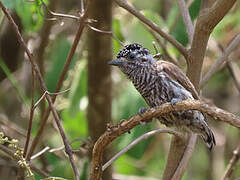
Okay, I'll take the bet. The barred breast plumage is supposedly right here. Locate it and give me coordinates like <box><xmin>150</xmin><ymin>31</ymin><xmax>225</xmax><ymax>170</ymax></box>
<box><xmin>108</xmin><ymin>43</ymin><xmax>215</xmax><ymax>150</ymax></box>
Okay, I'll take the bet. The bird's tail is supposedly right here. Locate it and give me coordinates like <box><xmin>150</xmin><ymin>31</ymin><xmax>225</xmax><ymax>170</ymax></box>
<box><xmin>200</xmin><ymin>121</ymin><xmax>216</xmax><ymax>151</ymax></box>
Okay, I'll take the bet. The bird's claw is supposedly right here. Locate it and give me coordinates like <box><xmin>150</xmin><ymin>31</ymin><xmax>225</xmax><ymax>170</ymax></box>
<box><xmin>138</xmin><ymin>107</ymin><xmax>148</xmax><ymax>116</ymax></box>
<box><xmin>170</xmin><ymin>98</ymin><xmax>182</xmax><ymax>107</ymax></box>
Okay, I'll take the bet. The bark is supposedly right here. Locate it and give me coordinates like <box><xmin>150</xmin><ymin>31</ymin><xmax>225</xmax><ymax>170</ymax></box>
<box><xmin>87</xmin><ymin>0</ymin><xmax>113</xmax><ymax>179</ymax></box>
<box><xmin>163</xmin><ymin>0</ymin><xmax>236</xmax><ymax>179</ymax></box>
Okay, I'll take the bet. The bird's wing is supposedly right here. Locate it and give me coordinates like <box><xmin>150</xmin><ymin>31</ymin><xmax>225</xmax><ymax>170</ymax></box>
<box><xmin>156</xmin><ymin>60</ymin><xmax>200</xmax><ymax>100</ymax></box>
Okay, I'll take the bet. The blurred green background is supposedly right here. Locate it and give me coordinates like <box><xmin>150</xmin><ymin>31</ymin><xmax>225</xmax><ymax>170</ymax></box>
<box><xmin>0</xmin><ymin>0</ymin><xmax>240</xmax><ymax>180</ymax></box>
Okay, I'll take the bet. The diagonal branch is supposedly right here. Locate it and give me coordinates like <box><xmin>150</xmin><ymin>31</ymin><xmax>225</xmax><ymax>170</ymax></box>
<box><xmin>222</xmin><ymin>144</ymin><xmax>240</xmax><ymax>180</ymax></box>
<box><xmin>26</xmin><ymin>0</ymin><xmax>92</xmax><ymax>162</ymax></box>
<box><xmin>114</xmin><ymin>0</ymin><xmax>188</xmax><ymax>59</ymax></box>
<box><xmin>0</xmin><ymin>144</ymin><xmax>49</xmax><ymax>178</ymax></box>
<box><xmin>0</xmin><ymin>2</ymin><xmax>79</xmax><ymax>179</ymax></box>
<box><xmin>200</xmin><ymin>34</ymin><xmax>240</xmax><ymax>87</ymax></box>
<box><xmin>90</xmin><ymin>99</ymin><xmax>240</xmax><ymax>180</ymax></box>
<box><xmin>102</xmin><ymin>128</ymin><xmax>182</xmax><ymax>171</ymax></box>
<box><xmin>177</xmin><ymin>0</ymin><xmax>194</xmax><ymax>44</ymax></box>
<box><xmin>187</xmin><ymin>0</ymin><xmax>237</xmax><ymax>87</ymax></box>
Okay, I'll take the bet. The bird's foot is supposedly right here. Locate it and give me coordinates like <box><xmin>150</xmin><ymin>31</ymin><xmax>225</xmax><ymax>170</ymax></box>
<box><xmin>138</xmin><ymin>107</ymin><xmax>148</xmax><ymax>115</ymax></box>
<box><xmin>170</xmin><ymin>98</ymin><xmax>182</xmax><ymax>107</ymax></box>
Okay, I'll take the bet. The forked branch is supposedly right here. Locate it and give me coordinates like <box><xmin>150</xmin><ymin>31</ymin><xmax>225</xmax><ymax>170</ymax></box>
<box><xmin>90</xmin><ymin>99</ymin><xmax>240</xmax><ymax>180</ymax></box>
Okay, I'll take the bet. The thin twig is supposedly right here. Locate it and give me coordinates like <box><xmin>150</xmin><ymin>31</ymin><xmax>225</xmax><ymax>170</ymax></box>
<box><xmin>0</xmin><ymin>145</ymin><xmax>49</xmax><ymax>178</ymax></box>
<box><xmin>26</xmin><ymin>0</ymin><xmax>93</xmax><ymax>164</ymax></box>
<box><xmin>31</xmin><ymin>137</ymin><xmax>88</xmax><ymax>160</ymax></box>
<box><xmin>222</xmin><ymin>144</ymin><xmax>240</xmax><ymax>180</ymax></box>
<box><xmin>0</xmin><ymin>3</ymin><xmax>79</xmax><ymax>179</ymax></box>
<box><xmin>201</xmin><ymin>34</ymin><xmax>240</xmax><ymax>87</ymax></box>
<box><xmin>41</xmin><ymin>1</ymin><xmax>80</xmax><ymax>20</ymax></box>
<box><xmin>148</xmin><ymin>28</ymin><xmax>179</xmax><ymax>66</ymax></box>
<box><xmin>166</xmin><ymin>0</ymin><xmax>194</xmax><ymax>44</ymax></box>
<box><xmin>23</xmin><ymin>67</ymin><xmax>35</xmax><ymax>157</ymax></box>
<box><xmin>227</xmin><ymin>62</ymin><xmax>240</xmax><ymax>93</ymax></box>
<box><xmin>33</xmin><ymin>91</ymin><xmax>47</xmax><ymax>109</ymax></box>
<box><xmin>152</xmin><ymin>41</ymin><xmax>159</xmax><ymax>54</ymax></box>
<box><xmin>90</xmin><ymin>99</ymin><xmax>240</xmax><ymax>180</ymax></box>
<box><xmin>30</xmin><ymin>147</ymin><xmax>50</xmax><ymax>160</ymax></box>
<box><xmin>87</xmin><ymin>24</ymin><xmax>125</xmax><ymax>46</ymax></box>
<box><xmin>102</xmin><ymin>128</ymin><xmax>182</xmax><ymax>171</ymax></box>
<box><xmin>114</xmin><ymin>0</ymin><xmax>188</xmax><ymax>59</ymax></box>
<box><xmin>33</xmin><ymin>88</ymin><xmax>70</xmax><ymax>109</ymax></box>
<box><xmin>0</xmin><ymin>114</ymin><xmax>27</xmax><ymax>138</ymax></box>
<box><xmin>214</xmin><ymin>40</ymin><xmax>240</xmax><ymax>93</ymax></box>
<box><xmin>177</xmin><ymin>0</ymin><xmax>194</xmax><ymax>44</ymax></box>
<box><xmin>80</xmin><ymin>0</ymin><xmax>85</xmax><ymax>14</ymax></box>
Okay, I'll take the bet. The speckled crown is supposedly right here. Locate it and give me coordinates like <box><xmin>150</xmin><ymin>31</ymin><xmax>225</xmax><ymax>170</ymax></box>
<box><xmin>117</xmin><ymin>43</ymin><xmax>150</xmax><ymax>58</ymax></box>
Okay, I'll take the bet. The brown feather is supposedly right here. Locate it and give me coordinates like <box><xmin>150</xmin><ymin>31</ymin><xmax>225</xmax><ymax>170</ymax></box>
<box><xmin>156</xmin><ymin>60</ymin><xmax>199</xmax><ymax>100</ymax></box>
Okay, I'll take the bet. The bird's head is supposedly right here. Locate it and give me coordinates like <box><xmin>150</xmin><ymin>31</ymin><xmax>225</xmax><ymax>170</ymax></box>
<box><xmin>108</xmin><ymin>43</ymin><xmax>155</xmax><ymax>71</ymax></box>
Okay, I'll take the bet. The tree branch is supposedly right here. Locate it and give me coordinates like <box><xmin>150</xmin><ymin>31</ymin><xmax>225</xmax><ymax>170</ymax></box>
<box><xmin>26</xmin><ymin>1</ymin><xmax>92</xmax><ymax>162</ymax></box>
<box><xmin>102</xmin><ymin>128</ymin><xmax>182</xmax><ymax>171</ymax></box>
<box><xmin>114</xmin><ymin>0</ymin><xmax>188</xmax><ymax>59</ymax></box>
<box><xmin>90</xmin><ymin>99</ymin><xmax>240</xmax><ymax>180</ymax></box>
<box><xmin>0</xmin><ymin>145</ymin><xmax>49</xmax><ymax>178</ymax></box>
<box><xmin>222</xmin><ymin>144</ymin><xmax>240</xmax><ymax>180</ymax></box>
<box><xmin>177</xmin><ymin>0</ymin><xmax>194</xmax><ymax>44</ymax></box>
<box><xmin>187</xmin><ymin>0</ymin><xmax>236</xmax><ymax>88</ymax></box>
<box><xmin>200</xmin><ymin>34</ymin><xmax>240</xmax><ymax>87</ymax></box>
<box><xmin>0</xmin><ymin>2</ymin><xmax>80</xmax><ymax>179</ymax></box>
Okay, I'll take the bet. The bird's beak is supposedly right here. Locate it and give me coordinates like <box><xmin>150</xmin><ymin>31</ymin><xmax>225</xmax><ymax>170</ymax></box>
<box><xmin>108</xmin><ymin>58</ymin><xmax>123</xmax><ymax>66</ymax></box>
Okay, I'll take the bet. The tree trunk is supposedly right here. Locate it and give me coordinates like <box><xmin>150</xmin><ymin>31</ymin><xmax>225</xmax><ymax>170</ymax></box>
<box><xmin>87</xmin><ymin>0</ymin><xmax>113</xmax><ymax>179</ymax></box>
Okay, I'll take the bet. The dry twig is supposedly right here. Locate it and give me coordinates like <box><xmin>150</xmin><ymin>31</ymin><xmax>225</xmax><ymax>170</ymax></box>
<box><xmin>102</xmin><ymin>128</ymin><xmax>182</xmax><ymax>171</ymax></box>
<box><xmin>200</xmin><ymin>34</ymin><xmax>240</xmax><ymax>87</ymax></box>
<box><xmin>0</xmin><ymin>2</ymin><xmax>80</xmax><ymax>179</ymax></box>
<box><xmin>222</xmin><ymin>144</ymin><xmax>240</xmax><ymax>180</ymax></box>
<box><xmin>26</xmin><ymin>1</ymin><xmax>93</xmax><ymax>168</ymax></box>
<box><xmin>114</xmin><ymin>0</ymin><xmax>188</xmax><ymax>59</ymax></box>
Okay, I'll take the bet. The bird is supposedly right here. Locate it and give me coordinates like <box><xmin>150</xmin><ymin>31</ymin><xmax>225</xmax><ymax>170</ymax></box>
<box><xmin>108</xmin><ymin>43</ymin><xmax>215</xmax><ymax>150</ymax></box>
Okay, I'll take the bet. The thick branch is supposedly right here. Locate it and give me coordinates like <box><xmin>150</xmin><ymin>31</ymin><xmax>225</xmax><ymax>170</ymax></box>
<box><xmin>90</xmin><ymin>100</ymin><xmax>240</xmax><ymax>180</ymax></box>
<box><xmin>187</xmin><ymin>0</ymin><xmax>236</xmax><ymax>88</ymax></box>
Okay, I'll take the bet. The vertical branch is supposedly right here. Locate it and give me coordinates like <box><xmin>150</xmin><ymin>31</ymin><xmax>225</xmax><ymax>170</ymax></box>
<box><xmin>87</xmin><ymin>0</ymin><xmax>113</xmax><ymax>179</ymax></box>
<box><xmin>164</xmin><ymin>0</ymin><xmax>236</xmax><ymax>179</ymax></box>
<box><xmin>177</xmin><ymin>0</ymin><xmax>194</xmax><ymax>44</ymax></box>
<box><xmin>23</xmin><ymin>68</ymin><xmax>35</xmax><ymax>157</ymax></box>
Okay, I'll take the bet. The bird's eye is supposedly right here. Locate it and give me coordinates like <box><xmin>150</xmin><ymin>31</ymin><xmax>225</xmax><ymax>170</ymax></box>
<box><xmin>141</xmin><ymin>57</ymin><xmax>148</xmax><ymax>62</ymax></box>
<box><xmin>129</xmin><ymin>52</ymin><xmax>135</xmax><ymax>59</ymax></box>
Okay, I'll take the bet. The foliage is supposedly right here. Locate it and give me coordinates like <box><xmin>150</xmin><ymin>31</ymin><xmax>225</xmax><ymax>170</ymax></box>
<box><xmin>0</xmin><ymin>0</ymin><xmax>239</xmax><ymax>179</ymax></box>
